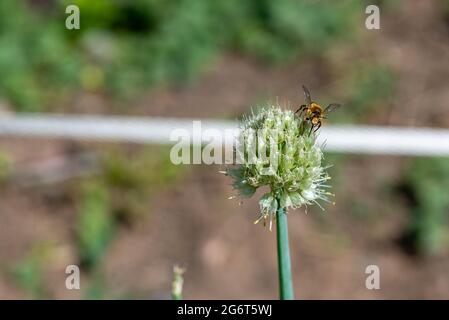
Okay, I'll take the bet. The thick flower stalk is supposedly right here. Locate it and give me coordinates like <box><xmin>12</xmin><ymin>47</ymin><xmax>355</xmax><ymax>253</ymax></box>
<box><xmin>224</xmin><ymin>105</ymin><xmax>333</xmax><ymax>299</ymax></box>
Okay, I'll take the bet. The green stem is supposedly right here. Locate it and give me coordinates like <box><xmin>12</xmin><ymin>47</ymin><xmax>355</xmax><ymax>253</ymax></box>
<box><xmin>276</xmin><ymin>203</ymin><xmax>295</xmax><ymax>300</ymax></box>
<box><xmin>171</xmin><ymin>265</ymin><xmax>185</xmax><ymax>300</ymax></box>
<box><xmin>172</xmin><ymin>292</ymin><xmax>182</xmax><ymax>300</ymax></box>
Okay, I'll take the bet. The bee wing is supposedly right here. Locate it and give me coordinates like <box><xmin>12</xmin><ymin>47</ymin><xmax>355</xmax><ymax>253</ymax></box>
<box><xmin>302</xmin><ymin>85</ymin><xmax>312</xmax><ymax>105</ymax></box>
<box><xmin>324</xmin><ymin>103</ymin><xmax>341</xmax><ymax>114</ymax></box>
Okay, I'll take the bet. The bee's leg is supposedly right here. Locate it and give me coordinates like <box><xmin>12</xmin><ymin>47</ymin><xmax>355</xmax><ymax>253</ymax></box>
<box><xmin>295</xmin><ymin>105</ymin><xmax>306</xmax><ymax>115</ymax></box>
<box><xmin>300</xmin><ymin>117</ymin><xmax>307</xmax><ymax>133</ymax></box>
<box><xmin>308</xmin><ymin>124</ymin><xmax>314</xmax><ymax>136</ymax></box>
<box><xmin>314</xmin><ymin>122</ymin><xmax>322</xmax><ymax>132</ymax></box>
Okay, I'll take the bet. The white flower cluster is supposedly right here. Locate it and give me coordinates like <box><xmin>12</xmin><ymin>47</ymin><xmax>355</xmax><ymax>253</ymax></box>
<box><xmin>225</xmin><ymin>106</ymin><xmax>332</xmax><ymax>228</ymax></box>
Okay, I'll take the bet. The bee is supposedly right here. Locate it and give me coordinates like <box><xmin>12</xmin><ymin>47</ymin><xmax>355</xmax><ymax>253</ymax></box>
<box><xmin>295</xmin><ymin>85</ymin><xmax>341</xmax><ymax>133</ymax></box>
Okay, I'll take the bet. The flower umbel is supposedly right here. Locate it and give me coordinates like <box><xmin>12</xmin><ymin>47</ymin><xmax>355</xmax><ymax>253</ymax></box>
<box><xmin>225</xmin><ymin>106</ymin><xmax>332</xmax><ymax>229</ymax></box>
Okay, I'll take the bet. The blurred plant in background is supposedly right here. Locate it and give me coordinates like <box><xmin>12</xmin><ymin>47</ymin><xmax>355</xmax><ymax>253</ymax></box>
<box><xmin>74</xmin><ymin>147</ymin><xmax>184</xmax><ymax>295</ymax></box>
<box><xmin>6</xmin><ymin>146</ymin><xmax>184</xmax><ymax>298</ymax></box>
<box><xmin>77</xmin><ymin>181</ymin><xmax>114</xmax><ymax>269</ymax></box>
<box><xmin>342</xmin><ymin>65</ymin><xmax>395</xmax><ymax>122</ymax></box>
<box><xmin>400</xmin><ymin>158</ymin><xmax>449</xmax><ymax>255</ymax></box>
<box><xmin>12</xmin><ymin>243</ymin><xmax>54</xmax><ymax>299</ymax></box>
<box><xmin>102</xmin><ymin>147</ymin><xmax>184</xmax><ymax>224</ymax></box>
<box><xmin>0</xmin><ymin>151</ymin><xmax>12</xmax><ymax>182</ymax></box>
<box><xmin>0</xmin><ymin>0</ymin><xmax>362</xmax><ymax>111</ymax></box>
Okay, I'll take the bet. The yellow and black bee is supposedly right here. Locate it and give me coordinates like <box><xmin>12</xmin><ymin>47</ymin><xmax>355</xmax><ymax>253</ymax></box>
<box><xmin>295</xmin><ymin>85</ymin><xmax>341</xmax><ymax>133</ymax></box>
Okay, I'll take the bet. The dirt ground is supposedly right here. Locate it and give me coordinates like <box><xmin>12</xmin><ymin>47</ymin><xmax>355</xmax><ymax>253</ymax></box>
<box><xmin>1</xmin><ymin>1</ymin><xmax>449</xmax><ymax>299</ymax></box>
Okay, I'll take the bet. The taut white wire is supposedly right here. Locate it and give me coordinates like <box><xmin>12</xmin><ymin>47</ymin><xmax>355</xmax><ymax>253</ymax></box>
<box><xmin>1</xmin><ymin>114</ymin><xmax>449</xmax><ymax>156</ymax></box>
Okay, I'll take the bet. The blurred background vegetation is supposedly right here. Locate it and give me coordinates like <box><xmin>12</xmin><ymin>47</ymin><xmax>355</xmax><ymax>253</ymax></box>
<box><xmin>0</xmin><ymin>0</ymin><xmax>361</xmax><ymax>111</ymax></box>
<box><xmin>0</xmin><ymin>0</ymin><xmax>448</xmax><ymax>299</ymax></box>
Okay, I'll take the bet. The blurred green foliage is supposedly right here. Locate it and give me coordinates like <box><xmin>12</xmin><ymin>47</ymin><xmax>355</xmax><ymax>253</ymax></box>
<box><xmin>13</xmin><ymin>257</ymin><xmax>44</xmax><ymax>298</ymax></box>
<box><xmin>0</xmin><ymin>0</ymin><xmax>362</xmax><ymax>111</ymax></box>
<box><xmin>441</xmin><ymin>0</ymin><xmax>449</xmax><ymax>18</ymax></box>
<box><xmin>12</xmin><ymin>243</ymin><xmax>54</xmax><ymax>298</ymax></box>
<box><xmin>348</xmin><ymin>66</ymin><xmax>395</xmax><ymax>118</ymax></box>
<box><xmin>102</xmin><ymin>146</ymin><xmax>184</xmax><ymax>224</ymax></box>
<box><xmin>77</xmin><ymin>181</ymin><xmax>115</xmax><ymax>269</ymax></box>
<box><xmin>9</xmin><ymin>147</ymin><xmax>184</xmax><ymax>298</ymax></box>
<box><xmin>333</xmin><ymin>65</ymin><xmax>395</xmax><ymax>123</ymax></box>
<box><xmin>402</xmin><ymin>158</ymin><xmax>449</xmax><ymax>255</ymax></box>
<box><xmin>236</xmin><ymin>0</ymin><xmax>360</xmax><ymax>62</ymax></box>
<box><xmin>0</xmin><ymin>1</ymin><xmax>81</xmax><ymax>111</ymax></box>
<box><xmin>0</xmin><ymin>151</ymin><xmax>12</xmax><ymax>182</ymax></box>
<box><xmin>76</xmin><ymin>146</ymin><xmax>184</xmax><ymax>270</ymax></box>
<box><xmin>83</xmin><ymin>270</ymin><xmax>108</xmax><ymax>299</ymax></box>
